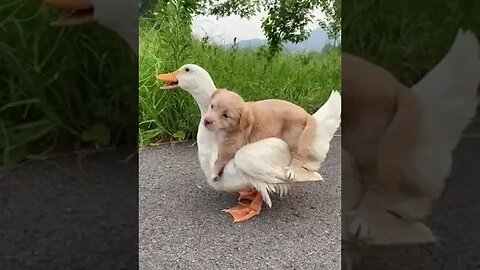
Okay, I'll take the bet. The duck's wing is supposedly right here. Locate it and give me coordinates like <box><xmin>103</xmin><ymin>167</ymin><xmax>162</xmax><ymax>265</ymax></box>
<box><xmin>408</xmin><ymin>29</ymin><xmax>479</xmax><ymax>199</ymax></box>
<box><xmin>234</xmin><ymin>138</ymin><xmax>293</xmax><ymax>208</ymax></box>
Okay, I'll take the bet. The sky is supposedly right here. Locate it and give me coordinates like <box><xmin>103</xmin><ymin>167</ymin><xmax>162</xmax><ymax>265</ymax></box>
<box><xmin>192</xmin><ymin>9</ymin><xmax>326</xmax><ymax>45</ymax></box>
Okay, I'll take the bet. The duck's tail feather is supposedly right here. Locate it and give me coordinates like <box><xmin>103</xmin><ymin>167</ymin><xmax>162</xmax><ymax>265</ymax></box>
<box><xmin>300</xmin><ymin>90</ymin><xmax>342</xmax><ymax>176</ymax></box>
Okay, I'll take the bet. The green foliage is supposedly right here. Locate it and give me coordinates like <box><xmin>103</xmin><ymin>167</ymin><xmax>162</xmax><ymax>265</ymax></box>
<box><xmin>139</xmin><ymin>1</ymin><xmax>340</xmax><ymax>147</ymax></box>
<box><xmin>0</xmin><ymin>1</ymin><xmax>136</xmax><ymax>166</ymax></box>
<box><xmin>317</xmin><ymin>0</ymin><xmax>341</xmax><ymax>43</ymax></box>
<box><xmin>261</xmin><ymin>0</ymin><xmax>317</xmax><ymax>56</ymax></box>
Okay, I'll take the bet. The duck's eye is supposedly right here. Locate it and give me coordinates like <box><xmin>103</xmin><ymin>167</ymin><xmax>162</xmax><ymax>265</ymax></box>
<box><xmin>223</xmin><ymin>113</ymin><xmax>229</xmax><ymax>118</ymax></box>
<box><xmin>185</xmin><ymin>68</ymin><xmax>190</xmax><ymax>72</ymax></box>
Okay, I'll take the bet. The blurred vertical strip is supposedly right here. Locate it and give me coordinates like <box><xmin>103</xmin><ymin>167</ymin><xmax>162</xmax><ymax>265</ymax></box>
<box><xmin>0</xmin><ymin>1</ymin><xmax>139</xmax><ymax>269</ymax></box>
<box><xmin>341</xmin><ymin>0</ymin><xmax>480</xmax><ymax>269</ymax></box>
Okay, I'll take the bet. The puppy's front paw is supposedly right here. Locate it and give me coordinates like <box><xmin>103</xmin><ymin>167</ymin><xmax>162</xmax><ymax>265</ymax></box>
<box><xmin>211</xmin><ymin>169</ymin><xmax>224</xmax><ymax>182</ymax></box>
<box><xmin>283</xmin><ymin>167</ymin><xmax>297</xmax><ymax>181</ymax></box>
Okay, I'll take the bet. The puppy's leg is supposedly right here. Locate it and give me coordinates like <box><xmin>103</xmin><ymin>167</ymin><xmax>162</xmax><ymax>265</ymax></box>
<box><xmin>212</xmin><ymin>139</ymin><xmax>240</xmax><ymax>181</ymax></box>
<box><xmin>212</xmin><ymin>158</ymin><xmax>228</xmax><ymax>181</ymax></box>
<box><xmin>285</xmin><ymin>116</ymin><xmax>321</xmax><ymax>181</ymax></box>
<box><xmin>290</xmin><ymin>115</ymin><xmax>317</xmax><ymax>169</ymax></box>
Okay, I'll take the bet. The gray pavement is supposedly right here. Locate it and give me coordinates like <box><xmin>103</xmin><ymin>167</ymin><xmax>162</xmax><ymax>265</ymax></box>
<box><xmin>3</xmin><ymin>118</ymin><xmax>477</xmax><ymax>270</ymax></box>
<box><xmin>139</xmin><ymin>136</ymin><xmax>341</xmax><ymax>270</ymax></box>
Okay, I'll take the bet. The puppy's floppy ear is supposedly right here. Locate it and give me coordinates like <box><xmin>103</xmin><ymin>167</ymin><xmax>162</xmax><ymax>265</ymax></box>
<box><xmin>240</xmin><ymin>106</ymin><xmax>254</xmax><ymax>132</ymax></box>
<box><xmin>211</xmin><ymin>89</ymin><xmax>220</xmax><ymax>99</ymax></box>
<box><xmin>211</xmin><ymin>88</ymin><xmax>227</xmax><ymax>100</ymax></box>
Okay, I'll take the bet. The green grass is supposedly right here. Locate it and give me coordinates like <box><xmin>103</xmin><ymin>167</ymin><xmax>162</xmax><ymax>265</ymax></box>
<box><xmin>342</xmin><ymin>0</ymin><xmax>480</xmax><ymax>86</ymax></box>
<box><xmin>139</xmin><ymin>5</ymin><xmax>340</xmax><ymax>147</ymax></box>
<box><xmin>0</xmin><ymin>1</ymin><xmax>137</xmax><ymax>166</ymax></box>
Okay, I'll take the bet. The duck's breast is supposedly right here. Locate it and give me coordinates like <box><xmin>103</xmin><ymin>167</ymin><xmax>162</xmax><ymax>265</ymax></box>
<box><xmin>196</xmin><ymin>122</ymin><xmax>215</xmax><ymax>180</ymax></box>
<box><xmin>196</xmin><ymin>122</ymin><xmax>252</xmax><ymax>192</ymax></box>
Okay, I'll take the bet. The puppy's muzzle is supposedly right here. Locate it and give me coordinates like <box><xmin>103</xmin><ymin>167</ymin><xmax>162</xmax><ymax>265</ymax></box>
<box><xmin>204</xmin><ymin>118</ymin><xmax>213</xmax><ymax>126</ymax></box>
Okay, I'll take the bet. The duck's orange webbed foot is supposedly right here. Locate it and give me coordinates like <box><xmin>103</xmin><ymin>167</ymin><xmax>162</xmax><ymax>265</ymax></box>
<box><xmin>222</xmin><ymin>190</ymin><xmax>263</xmax><ymax>223</ymax></box>
<box><xmin>238</xmin><ymin>190</ymin><xmax>257</xmax><ymax>201</ymax></box>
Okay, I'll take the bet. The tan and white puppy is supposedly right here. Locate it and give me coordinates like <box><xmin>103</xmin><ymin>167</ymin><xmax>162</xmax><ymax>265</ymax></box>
<box><xmin>204</xmin><ymin>89</ymin><xmax>317</xmax><ymax>180</ymax></box>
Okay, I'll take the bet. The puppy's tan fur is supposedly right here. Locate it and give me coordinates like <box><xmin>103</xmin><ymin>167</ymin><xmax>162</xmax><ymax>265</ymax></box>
<box><xmin>204</xmin><ymin>89</ymin><xmax>317</xmax><ymax>178</ymax></box>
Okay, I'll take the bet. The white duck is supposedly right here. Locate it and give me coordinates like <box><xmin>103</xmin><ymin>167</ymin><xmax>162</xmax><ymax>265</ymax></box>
<box><xmin>157</xmin><ymin>66</ymin><xmax>341</xmax><ymax>222</ymax></box>
<box><xmin>343</xmin><ymin>29</ymin><xmax>480</xmax><ymax>246</ymax></box>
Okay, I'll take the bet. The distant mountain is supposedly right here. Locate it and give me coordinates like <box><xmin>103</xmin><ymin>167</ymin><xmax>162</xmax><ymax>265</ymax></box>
<box><xmin>226</xmin><ymin>28</ymin><xmax>333</xmax><ymax>52</ymax></box>
<box><xmin>232</xmin><ymin>38</ymin><xmax>265</xmax><ymax>49</ymax></box>
<box><xmin>284</xmin><ymin>28</ymin><xmax>331</xmax><ymax>52</ymax></box>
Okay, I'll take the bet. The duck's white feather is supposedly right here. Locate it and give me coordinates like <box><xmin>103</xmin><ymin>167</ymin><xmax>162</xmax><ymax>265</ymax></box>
<box><xmin>303</xmin><ymin>90</ymin><xmax>342</xmax><ymax>174</ymax></box>
<box><xmin>234</xmin><ymin>138</ymin><xmax>293</xmax><ymax>208</ymax></box>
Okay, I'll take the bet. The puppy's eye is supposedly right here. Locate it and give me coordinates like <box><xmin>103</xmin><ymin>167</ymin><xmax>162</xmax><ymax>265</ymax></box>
<box><xmin>185</xmin><ymin>68</ymin><xmax>190</xmax><ymax>72</ymax></box>
<box><xmin>223</xmin><ymin>113</ymin><xmax>229</xmax><ymax>118</ymax></box>
<box><xmin>210</xmin><ymin>104</ymin><xmax>214</xmax><ymax>109</ymax></box>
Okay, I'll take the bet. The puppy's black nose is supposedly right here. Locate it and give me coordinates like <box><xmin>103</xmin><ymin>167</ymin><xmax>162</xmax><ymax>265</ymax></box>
<box><xmin>204</xmin><ymin>118</ymin><xmax>213</xmax><ymax>125</ymax></box>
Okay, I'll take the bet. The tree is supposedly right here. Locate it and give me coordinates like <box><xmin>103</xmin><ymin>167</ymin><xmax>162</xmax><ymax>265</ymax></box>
<box><xmin>317</xmin><ymin>0</ymin><xmax>340</xmax><ymax>46</ymax></box>
<box><xmin>144</xmin><ymin>0</ymin><xmax>341</xmax><ymax>57</ymax></box>
<box><xmin>202</xmin><ymin>0</ymin><xmax>340</xmax><ymax>56</ymax></box>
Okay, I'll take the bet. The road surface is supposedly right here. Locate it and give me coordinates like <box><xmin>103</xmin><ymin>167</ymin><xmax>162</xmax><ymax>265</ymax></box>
<box><xmin>139</xmin><ymin>136</ymin><xmax>342</xmax><ymax>270</ymax></box>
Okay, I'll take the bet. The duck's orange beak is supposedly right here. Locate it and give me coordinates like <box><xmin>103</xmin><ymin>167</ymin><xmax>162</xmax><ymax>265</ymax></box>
<box><xmin>44</xmin><ymin>0</ymin><xmax>95</xmax><ymax>27</ymax></box>
<box><xmin>156</xmin><ymin>72</ymin><xmax>179</xmax><ymax>90</ymax></box>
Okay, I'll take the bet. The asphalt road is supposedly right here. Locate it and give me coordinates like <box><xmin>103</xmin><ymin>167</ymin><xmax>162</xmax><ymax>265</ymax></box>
<box><xmin>2</xmin><ymin>119</ymin><xmax>477</xmax><ymax>270</ymax></box>
<box><xmin>139</xmin><ymin>135</ymin><xmax>342</xmax><ymax>270</ymax></box>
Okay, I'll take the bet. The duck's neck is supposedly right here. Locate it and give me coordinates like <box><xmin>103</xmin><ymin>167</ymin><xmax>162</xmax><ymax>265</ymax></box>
<box><xmin>188</xmin><ymin>82</ymin><xmax>216</xmax><ymax>116</ymax></box>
